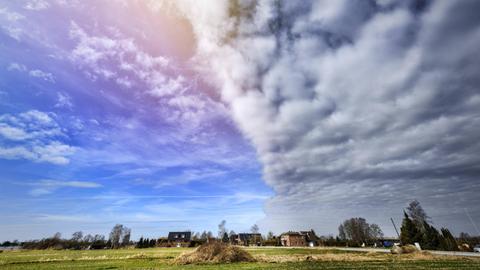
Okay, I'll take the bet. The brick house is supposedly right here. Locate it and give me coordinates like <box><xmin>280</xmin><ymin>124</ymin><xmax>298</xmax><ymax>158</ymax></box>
<box><xmin>280</xmin><ymin>230</ymin><xmax>319</xmax><ymax>247</ymax></box>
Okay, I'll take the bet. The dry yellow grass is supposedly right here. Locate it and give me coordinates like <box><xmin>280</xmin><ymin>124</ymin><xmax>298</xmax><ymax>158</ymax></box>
<box><xmin>391</xmin><ymin>244</ymin><xmax>419</xmax><ymax>254</ymax></box>
<box><xmin>175</xmin><ymin>242</ymin><xmax>255</xmax><ymax>264</ymax></box>
<box><xmin>254</xmin><ymin>249</ymin><xmax>479</xmax><ymax>264</ymax></box>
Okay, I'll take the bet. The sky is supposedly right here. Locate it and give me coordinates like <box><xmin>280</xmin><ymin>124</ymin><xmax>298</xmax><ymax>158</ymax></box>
<box><xmin>1</xmin><ymin>0</ymin><xmax>480</xmax><ymax>241</ymax></box>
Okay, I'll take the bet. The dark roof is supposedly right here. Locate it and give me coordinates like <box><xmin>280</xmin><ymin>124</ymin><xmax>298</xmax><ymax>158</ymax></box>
<box><xmin>300</xmin><ymin>230</ymin><xmax>319</xmax><ymax>241</ymax></box>
<box><xmin>237</xmin><ymin>233</ymin><xmax>261</xmax><ymax>241</ymax></box>
<box><xmin>167</xmin><ymin>231</ymin><xmax>191</xmax><ymax>241</ymax></box>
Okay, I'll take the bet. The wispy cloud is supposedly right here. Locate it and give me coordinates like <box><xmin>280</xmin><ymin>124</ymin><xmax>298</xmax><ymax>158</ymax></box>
<box><xmin>28</xmin><ymin>69</ymin><xmax>55</xmax><ymax>82</ymax></box>
<box><xmin>24</xmin><ymin>0</ymin><xmax>50</xmax><ymax>11</ymax></box>
<box><xmin>7</xmin><ymin>62</ymin><xmax>55</xmax><ymax>83</ymax></box>
<box><xmin>155</xmin><ymin>168</ymin><xmax>228</xmax><ymax>188</ymax></box>
<box><xmin>54</xmin><ymin>92</ymin><xmax>73</xmax><ymax>109</ymax></box>
<box><xmin>29</xmin><ymin>179</ymin><xmax>102</xmax><ymax>196</ymax></box>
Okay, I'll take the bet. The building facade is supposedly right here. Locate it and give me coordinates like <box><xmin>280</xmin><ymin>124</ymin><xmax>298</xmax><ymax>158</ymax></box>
<box><xmin>280</xmin><ymin>232</ymin><xmax>306</xmax><ymax>247</ymax></box>
<box><xmin>280</xmin><ymin>230</ymin><xmax>319</xmax><ymax>247</ymax></box>
<box><xmin>167</xmin><ymin>232</ymin><xmax>191</xmax><ymax>247</ymax></box>
<box><xmin>230</xmin><ymin>233</ymin><xmax>262</xmax><ymax>246</ymax></box>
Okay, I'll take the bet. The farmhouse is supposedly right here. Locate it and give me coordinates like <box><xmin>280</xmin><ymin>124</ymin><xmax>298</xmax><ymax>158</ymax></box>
<box><xmin>300</xmin><ymin>230</ymin><xmax>320</xmax><ymax>247</ymax></box>
<box><xmin>230</xmin><ymin>233</ymin><xmax>262</xmax><ymax>246</ymax></box>
<box><xmin>167</xmin><ymin>231</ymin><xmax>191</xmax><ymax>247</ymax></box>
<box><xmin>280</xmin><ymin>230</ymin><xmax>319</xmax><ymax>247</ymax></box>
<box><xmin>281</xmin><ymin>232</ymin><xmax>306</xmax><ymax>247</ymax></box>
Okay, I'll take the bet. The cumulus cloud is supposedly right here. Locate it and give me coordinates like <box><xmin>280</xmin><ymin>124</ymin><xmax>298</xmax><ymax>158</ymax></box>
<box><xmin>171</xmin><ymin>0</ymin><xmax>480</xmax><ymax>234</ymax></box>
<box><xmin>0</xmin><ymin>110</ymin><xmax>76</xmax><ymax>165</ymax></box>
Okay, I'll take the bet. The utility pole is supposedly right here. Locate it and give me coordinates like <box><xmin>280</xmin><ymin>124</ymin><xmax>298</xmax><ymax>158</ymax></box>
<box><xmin>391</xmin><ymin>218</ymin><xmax>400</xmax><ymax>241</ymax></box>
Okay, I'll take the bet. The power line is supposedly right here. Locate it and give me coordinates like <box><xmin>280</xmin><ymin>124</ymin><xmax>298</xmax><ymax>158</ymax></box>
<box><xmin>464</xmin><ymin>208</ymin><xmax>480</xmax><ymax>236</ymax></box>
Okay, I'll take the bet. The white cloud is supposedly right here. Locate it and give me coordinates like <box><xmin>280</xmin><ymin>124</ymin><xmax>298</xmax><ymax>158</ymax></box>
<box><xmin>29</xmin><ymin>179</ymin><xmax>101</xmax><ymax>196</ymax></box>
<box><xmin>155</xmin><ymin>167</ymin><xmax>228</xmax><ymax>188</ymax></box>
<box><xmin>0</xmin><ymin>110</ymin><xmax>75</xmax><ymax>165</ymax></box>
<box><xmin>0</xmin><ymin>142</ymin><xmax>75</xmax><ymax>165</ymax></box>
<box><xmin>54</xmin><ymin>92</ymin><xmax>73</xmax><ymax>109</ymax></box>
<box><xmin>0</xmin><ymin>7</ymin><xmax>24</xmax><ymax>21</ymax></box>
<box><xmin>0</xmin><ymin>146</ymin><xmax>36</xmax><ymax>160</ymax></box>
<box><xmin>24</xmin><ymin>0</ymin><xmax>50</xmax><ymax>11</ymax></box>
<box><xmin>28</xmin><ymin>69</ymin><xmax>55</xmax><ymax>82</ymax></box>
<box><xmin>0</xmin><ymin>7</ymin><xmax>25</xmax><ymax>40</ymax></box>
<box><xmin>7</xmin><ymin>62</ymin><xmax>55</xmax><ymax>83</ymax></box>
<box><xmin>68</xmin><ymin>19</ymin><xmax>231</xmax><ymax>132</ymax></box>
<box><xmin>68</xmin><ymin>21</ymin><xmax>178</xmax><ymax>97</ymax></box>
<box><xmin>35</xmin><ymin>214</ymin><xmax>94</xmax><ymax>222</ymax></box>
<box><xmin>0</xmin><ymin>123</ymin><xmax>29</xmax><ymax>140</ymax></box>
<box><xmin>7</xmin><ymin>62</ymin><xmax>27</xmax><ymax>72</ymax></box>
<box><xmin>32</xmin><ymin>141</ymin><xmax>76</xmax><ymax>165</ymax></box>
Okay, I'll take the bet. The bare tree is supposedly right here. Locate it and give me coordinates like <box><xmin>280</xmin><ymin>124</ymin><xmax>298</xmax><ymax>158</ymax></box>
<box><xmin>251</xmin><ymin>224</ymin><xmax>259</xmax><ymax>234</ymax></box>
<box><xmin>407</xmin><ymin>200</ymin><xmax>431</xmax><ymax>231</ymax></box>
<box><xmin>121</xmin><ymin>227</ymin><xmax>131</xmax><ymax>246</ymax></box>
<box><xmin>83</xmin><ymin>234</ymin><xmax>94</xmax><ymax>243</ymax></box>
<box><xmin>338</xmin><ymin>217</ymin><xmax>383</xmax><ymax>244</ymax></box>
<box><xmin>218</xmin><ymin>220</ymin><xmax>227</xmax><ymax>238</ymax></box>
<box><xmin>93</xmin><ymin>234</ymin><xmax>105</xmax><ymax>242</ymax></box>
<box><xmin>338</xmin><ymin>224</ymin><xmax>346</xmax><ymax>240</ymax></box>
<box><xmin>71</xmin><ymin>231</ymin><xmax>83</xmax><ymax>242</ymax></box>
<box><xmin>109</xmin><ymin>224</ymin><xmax>127</xmax><ymax>249</ymax></box>
<box><xmin>200</xmin><ymin>231</ymin><xmax>207</xmax><ymax>240</ymax></box>
<box><xmin>369</xmin><ymin>224</ymin><xmax>384</xmax><ymax>240</ymax></box>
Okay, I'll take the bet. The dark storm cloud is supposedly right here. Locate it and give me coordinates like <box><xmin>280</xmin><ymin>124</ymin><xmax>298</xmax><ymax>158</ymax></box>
<box><xmin>179</xmin><ymin>0</ymin><xmax>480</xmax><ymax>235</ymax></box>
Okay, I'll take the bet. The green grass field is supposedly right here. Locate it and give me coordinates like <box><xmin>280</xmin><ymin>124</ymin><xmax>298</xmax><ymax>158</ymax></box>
<box><xmin>1</xmin><ymin>247</ymin><xmax>479</xmax><ymax>269</ymax></box>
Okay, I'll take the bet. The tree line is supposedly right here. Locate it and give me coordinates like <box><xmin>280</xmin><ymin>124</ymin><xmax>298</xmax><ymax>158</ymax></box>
<box><xmin>2</xmin><ymin>202</ymin><xmax>478</xmax><ymax>251</ymax></box>
<box><xmin>18</xmin><ymin>224</ymin><xmax>131</xmax><ymax>250</ymax></box>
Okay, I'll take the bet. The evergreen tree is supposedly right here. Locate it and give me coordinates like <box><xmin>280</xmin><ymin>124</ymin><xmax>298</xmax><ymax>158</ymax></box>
<box><xmin>222</xmin><ymin>232</ymin><xmax>229</xmax><ymax>243</ymax></box>
<box><xmin>400</xmin><ymin>211</ymin><xmax>422</xmax><ymax>244</ymax></box>
<box><xmin>441</xmin><ymin>228</ymin><xmax>459</xmax><ymax>251</ymax></box>
<box><xmin>137</xmin><ymin>237</ymin><xmax>144</xmax><ymax>248</ymax></box>
<box><xmin>421</xmin><ymin>221</ymin><xmax>442</xmax><ymax>250</ymax></box>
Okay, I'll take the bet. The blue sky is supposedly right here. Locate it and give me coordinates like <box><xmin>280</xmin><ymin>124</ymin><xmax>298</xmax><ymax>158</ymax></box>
<box><xmin>0</xmin><ymin>0</ymin><xmax>272</xmax><ymax>241</ymax></box>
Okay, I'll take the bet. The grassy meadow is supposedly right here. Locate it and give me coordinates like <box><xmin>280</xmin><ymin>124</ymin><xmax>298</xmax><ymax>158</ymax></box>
<box><xmin>1</xmin><ymin>247</ymin><xmax>479</xmax><ymax>269</ymax></box>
